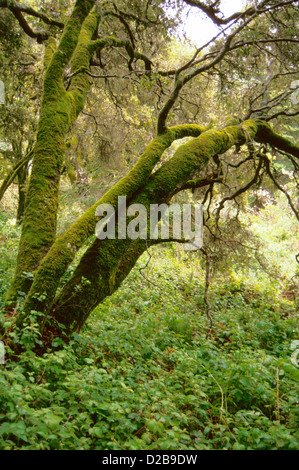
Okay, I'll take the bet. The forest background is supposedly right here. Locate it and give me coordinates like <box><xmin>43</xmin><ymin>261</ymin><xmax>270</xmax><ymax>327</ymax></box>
<box><xmin>0</xmin><ymin>0</ymin><xmax>298</xmax><ymax>451</ymax></box>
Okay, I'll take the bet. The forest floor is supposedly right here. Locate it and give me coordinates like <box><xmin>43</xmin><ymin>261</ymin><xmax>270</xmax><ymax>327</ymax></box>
<box><xmin>0</xmin><ymin>233</ymin><xmax>298</xmax><ymax>450</ymax></box>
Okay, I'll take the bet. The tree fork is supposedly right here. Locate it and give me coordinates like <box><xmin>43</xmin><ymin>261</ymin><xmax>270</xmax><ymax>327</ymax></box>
<box><xmin>14</xmin><ymin>124</ymin><xmax>207</xmax><ymax>325</ymax></box>
<box><xmin>43</xmin><ymin>120</ymin><xmax>299</xmax><ymax>334</ymax></box>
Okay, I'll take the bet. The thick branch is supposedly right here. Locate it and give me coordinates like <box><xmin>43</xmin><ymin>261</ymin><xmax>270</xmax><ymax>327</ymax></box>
<box><xmin>182</xmin><ymin>0</ymin><xmax>297</xmax><ymax>26</ymax></box>
<box><xmin>44</xmin><ymin>0</ymin><xmax>97</xmax><ymax>92</ymax></box>
<box><xmin>255</xmin><ymin>122</ymin><xmax>299</xmax><ymax>158</ymax></box>
<box><xmin>17</xmin><ymin>119</ymin><xmax>299</xmax><ymax>332</ymax></box>
<box><xmin>0</xmin><ymin>0</ymin><xmax>64</xmax><ymax>27</ymax></box>
<box><xmin>182</xmin><ymin>0</ymin><xmax>256</xmax><ymax>25</ymax></box>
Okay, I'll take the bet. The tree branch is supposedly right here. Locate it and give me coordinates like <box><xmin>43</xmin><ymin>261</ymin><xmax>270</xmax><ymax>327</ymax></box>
<box><xmin>263</xmin><ymin>157</ymin><xmax>299</xmax><ymax>221</ymax></box>
<box><xmin>255</xmin><ymin>122</ymin><xmax>299</xmax><ymax>158</ymax></box>
<box><xmin>89</xmin><ymin>36</ymin><xmax>153</xmax><ymax>75</ymax></box>
<box><xmin>215</xmin><ymin>157</ymin><xmax>264</xmax><ymax>224</ymax></box>
<box><xmin>182</xmin><ymin>0</ymin><xmax>255</xmax><ymax>26</ymax></box>
<box><xmin>0</xmin><ymin>0</ymin><xmax>64</xmax><ymax>27</ymax></box>
<box><xmin>183</xmin><ymin>0</ymin><xmax>297</xmax><ymax>26</ymax></box>
<box><xmin>157</xmin><ymin>1</ymin><xmax>298</xmax><ymax>133</ymax></box>
<box><xmin>175</xmin><ymin>175</ymin><xmax>224</xmax><ymax>193</ymax></box>
<box><xmin>157</xmin><ymin>12</ymin><xmax>258</xmax><ymax>134</ymax></box>
<box><xmin>0</xmin><ymin>0</ymin><xmax>64</xmax><ymax>43</ymax></box>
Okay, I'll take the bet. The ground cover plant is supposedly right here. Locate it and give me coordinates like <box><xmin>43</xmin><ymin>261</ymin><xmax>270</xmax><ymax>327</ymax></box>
<box><xmin>0</xmin><ymin>223</ymin><xmax>298</xmax><ymax>450</ymax></box>
<box><xmin>0</xmin><ymin>0</ymin><xmax>298</xmax><ymax>339</ymax></box>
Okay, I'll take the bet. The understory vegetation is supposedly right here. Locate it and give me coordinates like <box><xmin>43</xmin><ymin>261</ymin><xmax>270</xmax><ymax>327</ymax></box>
<box><xmin>0</xmin><ymin>0</ymin><xmax>298</xmax><ymax>452</ymax></box>
<box><xmin>0</xmin><ymin>211</ymin><xmax>298</xmax><ymax>450</ymax></box>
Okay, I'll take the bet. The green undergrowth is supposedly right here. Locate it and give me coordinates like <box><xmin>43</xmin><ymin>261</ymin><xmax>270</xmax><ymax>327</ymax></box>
<box><xmin>0</xmin><ymin>245</ymin><xmax>298</xmax><ymax>450</ymax></box>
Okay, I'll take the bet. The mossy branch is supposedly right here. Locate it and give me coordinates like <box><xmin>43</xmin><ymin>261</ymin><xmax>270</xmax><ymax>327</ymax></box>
<box><xmin>18</xmin><ymin>124</ymin><xmax>207</xmax><ymax>319</ymax></box>
<box><xmin>25</xmin><ymin>119</ymin><xmax>299</xmax><ymax>333</ymax></box>
<box><xmin>0</xmin><ymin>0</ymin><xmax>64</xmax><ymax>43</ymax></box>
<box><xmin>43</xmin><ymin>0</ymin><xmax>97</xmax><ymax>97</ymax></box>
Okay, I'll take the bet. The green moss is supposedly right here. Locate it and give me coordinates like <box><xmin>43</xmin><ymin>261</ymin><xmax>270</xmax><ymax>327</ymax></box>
<box><xmin>15</xmin><ymin>117</ymin><xmax>298</xmax><ymax>330</ymax></box>
<box><xmin>43</xmin><ymin>37</ymin><xmax>57</xmax><ymax>69</ymax></box>
<box><xmin>19</xmin><ymin>124</ymin><xmax>208</xmax><ymax>318</ymax></box>
<box><xmin>136</xmin><ymin>121</ymin><xmax>259</xmax><ymax>205</ymax></box>
<box><xmin>50</xmin><ymin>237</ymin><xmax>147</xmax><ymax>334</ymax></box>
<box><xmin>7</xmin><ymin>3</ymin><xmax>98</xmax><ymax>307</ymax></box>
<box><xmin>44</xmin><ymin>1</ymin><xmax>96</xmax><ymax>84</ymax></box>
<box><xmin>68</xmin><ymin>10</ymin><xmax>99</xmax><ymax>114</ymax></box>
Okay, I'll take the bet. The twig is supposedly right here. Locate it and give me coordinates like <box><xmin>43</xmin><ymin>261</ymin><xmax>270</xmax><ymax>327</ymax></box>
<box><xmin>139</xmin><ymin>239</ymin><xmax>160</xmax><ymax>288</ymax></box>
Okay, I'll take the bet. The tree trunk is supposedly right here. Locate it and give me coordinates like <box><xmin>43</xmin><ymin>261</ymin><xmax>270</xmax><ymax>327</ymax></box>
<box><xmin>3</xmin><ymin>1</ymin><xmax>298</xmax><ymax>344</ymax></box>
<box><xmin>5</xmin><ymin>0</ymin><xmax>98</xmax><ymax>303</ymax></box>
<box><xmin>15</xmin><ymin>124</ymin><xmax>207</xmax><ymax>322</ymax></box>
<box><xmin>50</xmin><ymin>237</ymin><xmax>147</xmax><ymax>334</ymax></box>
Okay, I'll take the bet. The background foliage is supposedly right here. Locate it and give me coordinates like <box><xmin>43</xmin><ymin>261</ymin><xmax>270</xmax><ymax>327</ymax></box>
<box><xmin>0</xmin><ymin>0</ymin><xmax>298</xmax><ymax>451</ymax></box>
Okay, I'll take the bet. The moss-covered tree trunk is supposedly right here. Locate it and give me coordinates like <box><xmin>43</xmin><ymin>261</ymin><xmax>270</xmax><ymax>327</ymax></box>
<box><xmin>49</xmin><ymin>119</ymin><xmax>299</xmax><ymax>334</ymax></box>
<box><xmin>15</xmin><ymin>124</ymin><xmax>207</xmax><ymax>321</ymax></box>
<box><xmin>6</xmin><ymin>0</ymin><xmax>98</xmax><ymax>302</ymax></box>
<box><xmin>15</xmin><ymin>119</ymin><xmax>299</xmax><ymax>336</ymax></box>
<box><xmin>3</xmin><ymin>0</ymin><xmax>298</xmax><ymax>344</ymax></box>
